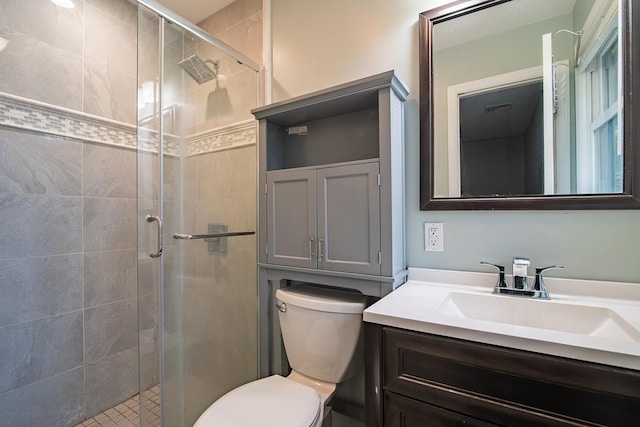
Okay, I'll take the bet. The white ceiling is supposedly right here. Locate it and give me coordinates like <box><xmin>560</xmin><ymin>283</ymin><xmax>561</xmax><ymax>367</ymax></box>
<box><xmin>154</xmin><ymin>0</ymin><xmax>235</xmax><ymax>24</ymax></box>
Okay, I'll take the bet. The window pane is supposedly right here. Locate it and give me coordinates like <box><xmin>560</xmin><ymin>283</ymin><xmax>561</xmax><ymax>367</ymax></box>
<box><xmin>602</xmin><ymin>40</ymin><xmax>618</xmax><ymax>109</ymax></box>
<box><xmin>590</xmin><ymin>70</ymin><xmax>599</xmax><ymax>121</ymax></box>
<box><xmin>595</xmin><ymin>117</ymin><xmax>622</xmax><ymax>193</ymax></box>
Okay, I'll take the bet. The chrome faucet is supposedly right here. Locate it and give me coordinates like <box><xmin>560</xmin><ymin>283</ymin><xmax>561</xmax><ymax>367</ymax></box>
<box><xmin>480</xmin><ymin>260</ymin><xmax>564</xmax><ymax>299</ymax></box>
<box><xmin>480</xmin><ymin>262</ymin><xmax>508</xmax><ymax>289</ymax></box>
<box><xmin>512</xmin><ymin>257</ymin><xmax>530</xmax><ymax>289</ymax></box>
<box><xmin>531</xmin><ymin>265</ymin><xmax>565</xmax><ymax>299</ymax></box>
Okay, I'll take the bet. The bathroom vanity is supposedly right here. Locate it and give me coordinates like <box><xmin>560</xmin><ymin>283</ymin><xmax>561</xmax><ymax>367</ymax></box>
<box><xmin>363</xmin><ymin>268</ymin><xmax>640</xmax><ymax>426</ymax></box>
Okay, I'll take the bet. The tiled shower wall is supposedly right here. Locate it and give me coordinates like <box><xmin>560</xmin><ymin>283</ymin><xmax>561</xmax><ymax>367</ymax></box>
<box><xmin>0</xmin><ymin>134</ymin><xmax>139</xmax><ymax>425</ymax></box>
<box><xmin>0</xmin><ymin>0</ymin><xmax>261</xmax><ymax>426</ymax></box>
<box><xmin>0</xmin><ymin>0</ymin><xmax>137</xmax><ymax>123</ymax></box>
<box><xmin>177</xmin><ymin>146</ymin><xmax>258</xmax><ymax>426</ymax></box>
<box><xmin>199</xmin><ymin>0</ymin><xmax>262</xmax><ymax>68</ymax></box>
<box><xmin>0</xmin><ymin>0</ymin><xmax>139</xmax><ymax>425</ymax></box>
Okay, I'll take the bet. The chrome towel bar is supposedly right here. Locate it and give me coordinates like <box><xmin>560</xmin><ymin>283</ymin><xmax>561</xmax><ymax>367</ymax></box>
<box><xmin>172</xmin><ymin>231</ymin><xmax>255</xmax><ymax>240</ymax></box>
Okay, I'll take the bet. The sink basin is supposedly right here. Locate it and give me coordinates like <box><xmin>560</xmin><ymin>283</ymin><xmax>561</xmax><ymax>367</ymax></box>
<box><xmin>364</xmin><ymin>268</ymin><xmax>640</xmax><ymax>370</ymax></box>
<box><xmin>438</xmin><ymin>292</ymin><xmax>640</xmax><ymax>343</ymax></box>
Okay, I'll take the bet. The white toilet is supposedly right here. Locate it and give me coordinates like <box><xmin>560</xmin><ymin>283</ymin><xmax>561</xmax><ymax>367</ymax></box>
<box><xmin>194</xmin><ymin>284</ymin><xmax>368</xmax><ymax>427</ymax></box>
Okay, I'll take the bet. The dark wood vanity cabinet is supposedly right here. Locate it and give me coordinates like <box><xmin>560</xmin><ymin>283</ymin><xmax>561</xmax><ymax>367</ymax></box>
<box><xmin>364</xmin><ymin>324</ymin><xmax>640</xmax><ymax>427</ymax></box>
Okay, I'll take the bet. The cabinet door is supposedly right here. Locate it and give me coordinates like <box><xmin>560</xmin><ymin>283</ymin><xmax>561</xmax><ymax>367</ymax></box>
<box><xmin>266</xmin><ymin>169</ymin><xmax>317</xmax><ymax>268</ymax></box>
<box><xmin>317</xmin><ymin>162</ymin><xmax>381</xmax><ymax>275</ymax></box>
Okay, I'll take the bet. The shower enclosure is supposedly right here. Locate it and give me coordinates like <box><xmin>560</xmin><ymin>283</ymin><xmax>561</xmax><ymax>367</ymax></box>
<box><xmin>0</xmin><ymin>0</ymin><xmax>260</xmax><ymax>425</ymax></box>
<box><xmin>137</xmin><ymin>2</ymin><xmax>260</xmax><ymax>426</ymax></box>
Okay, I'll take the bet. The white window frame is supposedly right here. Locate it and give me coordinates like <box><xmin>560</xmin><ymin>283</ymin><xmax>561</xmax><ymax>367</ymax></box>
<box><xmin>575</xmin><ymin>2</ymin><xmax>622</xmax><ymax>194</ymax></box>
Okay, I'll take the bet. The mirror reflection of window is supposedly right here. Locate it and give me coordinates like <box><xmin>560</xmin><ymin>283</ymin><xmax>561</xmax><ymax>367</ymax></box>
<box><xmin>575</xmin><ymin>0</ymin><xmax>621</xmax><ymax>194</ymax></box>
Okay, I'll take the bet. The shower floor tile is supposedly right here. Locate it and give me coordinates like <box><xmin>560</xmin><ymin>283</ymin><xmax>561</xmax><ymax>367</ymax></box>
<box><xmin>75</xmin><ymin>385</ymin><xmax>160</xmax><ymax>427</ymax></box>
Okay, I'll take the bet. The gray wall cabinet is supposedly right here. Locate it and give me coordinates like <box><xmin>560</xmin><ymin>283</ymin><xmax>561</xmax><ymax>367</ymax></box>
<box><xmin>266</xmin><ymin>168</ymin><xmax>318</xmax><ymax>269</ymax></box>
<box><xmin>253</xmin><ymin>71</ymin><xmax>408</xmax><ymax>377</ymax></box>
<box><xmin>267</xmin><ymin>161</ymin><xmax>381</xmax><ymax>275</ymax></box>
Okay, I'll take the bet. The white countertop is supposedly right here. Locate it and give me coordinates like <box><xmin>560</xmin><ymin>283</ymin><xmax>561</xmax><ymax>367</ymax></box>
<box><xmin>363</xmin><ymin>267</ymin><xmax>640</xmax><ymax>370</ymax></box>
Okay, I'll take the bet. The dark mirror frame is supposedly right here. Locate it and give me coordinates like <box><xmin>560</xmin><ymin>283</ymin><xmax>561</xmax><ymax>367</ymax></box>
<box><xmin>419</xmin><ymin>0</ymin><xmax>640</xmax><ymax>210</ymax></box>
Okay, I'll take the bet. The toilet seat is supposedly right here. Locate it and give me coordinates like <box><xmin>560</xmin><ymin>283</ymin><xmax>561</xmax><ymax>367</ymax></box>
<box><xmin>194</xmin><ymin>375</ymin><xmax>322</xmax><ymax>427</ymax></box>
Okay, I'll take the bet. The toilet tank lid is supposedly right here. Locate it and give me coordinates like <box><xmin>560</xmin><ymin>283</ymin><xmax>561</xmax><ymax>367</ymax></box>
<box><xmin>276</xmin><ymin>285</ymin><xmax>367</xmax><ymax>314</ymax></box>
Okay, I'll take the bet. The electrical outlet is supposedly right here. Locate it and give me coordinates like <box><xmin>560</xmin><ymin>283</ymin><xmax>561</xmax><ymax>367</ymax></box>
<box><xmin>424</xmin><ymin>222</ymin><xmax>444</xmax><ymax>252</ymax></box>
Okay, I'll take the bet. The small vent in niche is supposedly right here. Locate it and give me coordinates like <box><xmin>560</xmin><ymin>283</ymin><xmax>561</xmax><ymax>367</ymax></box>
<box><xmin>484</xmin><ymin>103</ymin><xmax>512</xmax><ymax>113</ymax></box>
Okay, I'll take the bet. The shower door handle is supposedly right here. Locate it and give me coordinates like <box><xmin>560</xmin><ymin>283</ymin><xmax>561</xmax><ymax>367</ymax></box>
<box><xmin>172</xmin><ymin>231</ymin><xmax>255</xmax><ymax>240</ymax></box>
<box><xmin>146</xmin><ymin>215</ymin><xmax>163</xmax><ymax>258</ymax></box>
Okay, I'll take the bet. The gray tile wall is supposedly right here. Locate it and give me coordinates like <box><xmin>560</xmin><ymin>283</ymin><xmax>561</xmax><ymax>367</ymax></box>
<box><xmin>0</xmin><ymin>0</ymin><xmax>137</xmax><ymax>124</ymax></box>
<box><xmin>0</xmin><ymin>0</ymin><xmax>140</xmax><ymax>425</ymax></box>
<box><xmin>0</xmin><ymin>128</ymin><xmax>139</xmax><ymax>427</ymax></box>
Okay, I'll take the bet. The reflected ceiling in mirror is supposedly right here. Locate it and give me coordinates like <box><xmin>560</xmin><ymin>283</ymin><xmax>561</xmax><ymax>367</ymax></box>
<box><xmin>419</xmin><ymin>0</ymin><xmax>640</xmax><ymax>210</ymax></box>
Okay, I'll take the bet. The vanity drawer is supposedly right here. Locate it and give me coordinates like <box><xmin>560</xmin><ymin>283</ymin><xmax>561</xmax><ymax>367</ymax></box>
<box><xmin>385</xmin><ymin>391</ymin><xmax>496</xmax><ymax>427</ymax></box>
<box><xmin>382</xmin><ymin>327</ymin><xmax>640</xmax><ymax>427</ymax></box>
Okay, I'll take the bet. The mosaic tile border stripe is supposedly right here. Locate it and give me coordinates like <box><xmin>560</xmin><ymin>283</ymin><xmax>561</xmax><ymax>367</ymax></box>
<box><xmin>0</xmin><ymin>92</ymin><xmax>256</xmax><ymax>157</ymax></box>
<box><xmin>186</xmin><ymin>121</ymin><xmax>256</xmax><ymax>156</ymax></box>
<box><xmin>0</xmin><ymin>92</ymin><xmax>137</xmax><ymax>149</ymax></box>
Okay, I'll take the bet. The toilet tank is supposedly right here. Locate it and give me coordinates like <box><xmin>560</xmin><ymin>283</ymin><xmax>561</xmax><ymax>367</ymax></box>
<box><xmin>275</xmin><ymin>285</ymin><xmax>368</xmax><ymax>384</ymax></box>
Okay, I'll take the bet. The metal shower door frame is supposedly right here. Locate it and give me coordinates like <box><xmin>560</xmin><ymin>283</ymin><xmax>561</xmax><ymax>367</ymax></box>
<box><xmin>137</xmin><ymin>0</ymin><xmax>260</xmax><ymax>74</ymax></box>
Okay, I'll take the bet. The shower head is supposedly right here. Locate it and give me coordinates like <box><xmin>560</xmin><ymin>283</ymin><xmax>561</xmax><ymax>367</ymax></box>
<box><xmin>178</xmin><ymin>55</ymin><xmax>219</xmax><ymax>84</ymax></box>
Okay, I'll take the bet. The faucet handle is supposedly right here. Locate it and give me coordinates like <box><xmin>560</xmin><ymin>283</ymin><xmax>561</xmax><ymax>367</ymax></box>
<box><xmin>480</xmin><ymin>261</ymin><xmax>508</xmax><ymax>288</ymax></box>
<box><xmin>532</xmin><ymin>265</ymin><xmax>564</xmax><ymax>292</ymax></box>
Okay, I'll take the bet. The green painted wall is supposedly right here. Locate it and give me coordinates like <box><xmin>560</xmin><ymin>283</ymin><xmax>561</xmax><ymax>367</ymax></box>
<box><xmin>271</xmin><ymin>0</ymin><xmax>640</xmax><ymax>283</ymax></box>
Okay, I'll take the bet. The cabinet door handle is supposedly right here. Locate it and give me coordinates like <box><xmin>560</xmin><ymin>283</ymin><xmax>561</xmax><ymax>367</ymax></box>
<box><xmin>309</xmin><ymin>237</ymin><xmax>315</xmax><ymax>260</ymax></box>
<box><xmin>318</xmin><ymin>238</ymin><xmax>324</xmax><ymax>262</ymax></box>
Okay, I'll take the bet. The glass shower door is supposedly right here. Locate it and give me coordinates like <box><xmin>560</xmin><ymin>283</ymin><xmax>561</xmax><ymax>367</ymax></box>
<box><xmin>136</xmin><ymin>5</ymin><xmax>259</xmax><ymax>426</ymax></box>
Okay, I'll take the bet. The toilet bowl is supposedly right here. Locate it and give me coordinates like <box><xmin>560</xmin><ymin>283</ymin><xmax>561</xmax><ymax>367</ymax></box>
<box><xmin>194</xmin><ymin>375</ymin><xmax>323</xmax><ymax>427</ymax></box>
<box><xmin>194</xmin><ymin>285</ymin><xmax>368</xmax><ymax>427</ymax></box>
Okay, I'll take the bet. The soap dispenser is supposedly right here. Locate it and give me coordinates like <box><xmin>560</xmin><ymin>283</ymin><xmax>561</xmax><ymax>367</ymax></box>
<box><xmin>512</xmin><ymin>257</ymin><xmax>530</xmax><ymax>289</ymax></box>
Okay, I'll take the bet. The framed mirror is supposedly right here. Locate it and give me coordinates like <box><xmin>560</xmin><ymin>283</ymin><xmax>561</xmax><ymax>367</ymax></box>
<box><xmin>419</xmin><ymin>0</ymin><xmax>639</xmax><ymax>210</ymax></box>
